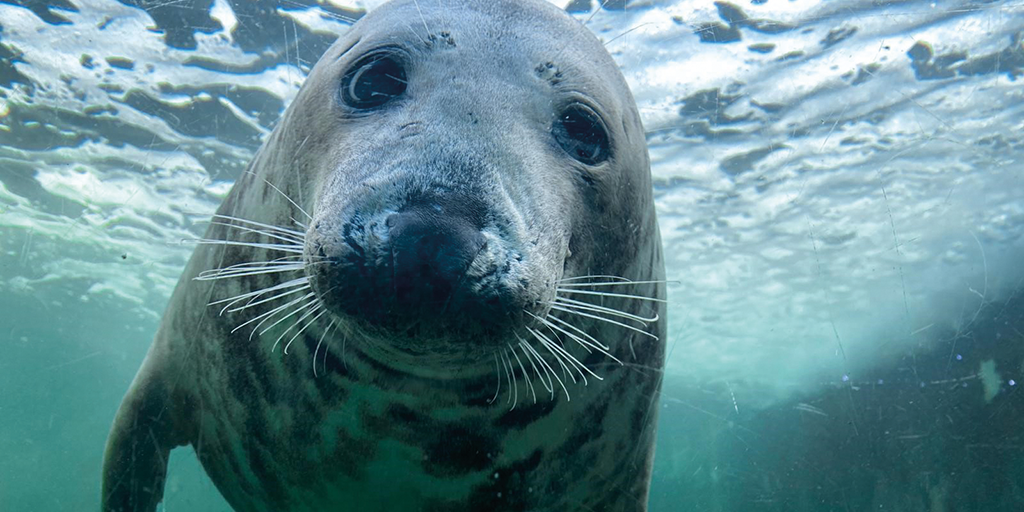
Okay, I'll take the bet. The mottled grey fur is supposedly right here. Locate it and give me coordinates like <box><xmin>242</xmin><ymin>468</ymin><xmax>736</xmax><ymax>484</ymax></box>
<box><xmin>102</xmin><ymin>1</ymin><xmax>665</xmax><ymax>510</ymax></box>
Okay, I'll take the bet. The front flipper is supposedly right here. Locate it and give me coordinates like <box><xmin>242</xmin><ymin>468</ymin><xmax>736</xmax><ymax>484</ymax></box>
<box><xmin>102</xmin><ymin>354</ymin><xmax>192</xmax><ymax>512</ymax></box>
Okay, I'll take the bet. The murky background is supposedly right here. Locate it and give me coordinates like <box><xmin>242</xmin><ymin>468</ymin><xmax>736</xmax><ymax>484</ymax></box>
<box><xmin>1</xmin><ymin>0</ymin><xmax>1022</xmax><ymax>510</ymax></box>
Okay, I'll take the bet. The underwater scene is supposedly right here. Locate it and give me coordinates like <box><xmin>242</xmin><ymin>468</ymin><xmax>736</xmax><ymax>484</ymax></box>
<box><xmin>1</xmin><ymin>0</ymin><xmax>1023</xmax><ymax>510</ymax></box>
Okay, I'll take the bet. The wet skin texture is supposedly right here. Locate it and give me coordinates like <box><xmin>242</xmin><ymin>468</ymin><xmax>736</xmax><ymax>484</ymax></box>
<box><xmin>102</xmin><ymin>1</ymin><xmax>666</xmax><ymax>510</ymax></box>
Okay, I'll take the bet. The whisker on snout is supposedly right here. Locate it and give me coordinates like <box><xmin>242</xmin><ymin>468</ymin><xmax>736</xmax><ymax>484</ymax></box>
<box><xmin>190</xmin><ymin>182</ymin><xmax>337</xmax><ymax>374</ymax></box>
<box><xmin>498</xmin><ymin>275</ymin><xmax>664</xmax><ymax>406</ymax></box>
<box><xmin>195</xmin><ymin>198</ymin><xmax>665</xmax><ymax>408</ymax></box>
<box><xmin>554</xmin><ymin>287</ymin><xmax>668</xmax><ymax>303</ymax></box>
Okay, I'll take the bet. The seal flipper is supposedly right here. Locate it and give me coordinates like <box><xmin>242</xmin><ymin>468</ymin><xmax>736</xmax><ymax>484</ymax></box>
<box><xmin>101</xmin><ymin>351</ymin><xmax>192</xmax><ymax>512</ymax></box>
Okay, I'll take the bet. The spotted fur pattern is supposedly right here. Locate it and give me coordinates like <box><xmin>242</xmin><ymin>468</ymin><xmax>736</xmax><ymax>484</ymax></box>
<box><xmin>102</xmin><ymin>1</ymin><xmax>665</xmax><ymax>510</ymax></box>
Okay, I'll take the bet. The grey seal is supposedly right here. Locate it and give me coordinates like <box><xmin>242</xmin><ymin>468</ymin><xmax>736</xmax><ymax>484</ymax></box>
<box><xmin>102</xmin><ymin>0</ymin><xmax>666</xmax><ymax>510</ymax></box>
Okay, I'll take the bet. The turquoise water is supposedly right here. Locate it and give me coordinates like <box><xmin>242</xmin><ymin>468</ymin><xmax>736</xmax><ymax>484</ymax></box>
<box><xmin>1</xmin><ymin>0</ymin><xmax>1023</xmax><ymax>510</ymax></box>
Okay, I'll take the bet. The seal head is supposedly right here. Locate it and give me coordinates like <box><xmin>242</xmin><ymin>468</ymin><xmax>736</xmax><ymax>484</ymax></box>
<box><xmin>295</xmin><ymin>0</ymin><xmax>653</xmax><ymax>372</ymax></box>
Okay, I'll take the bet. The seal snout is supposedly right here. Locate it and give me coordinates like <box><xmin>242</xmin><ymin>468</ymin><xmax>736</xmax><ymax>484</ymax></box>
<box><xmin>309</xmin><ymin>192</ymin><xmax>527</xmax><ymax>343</ymax></box>
<box><xmin>386</xmin><ymin>204</ymin><xmax>486</xmax><ymax>308</ymax></box>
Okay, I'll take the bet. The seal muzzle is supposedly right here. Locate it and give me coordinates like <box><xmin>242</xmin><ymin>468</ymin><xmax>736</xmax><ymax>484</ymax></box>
<box><xmin>308</xmin><ymin>191</ymin><xmax>525</xmax><ymax>346</ymax></box>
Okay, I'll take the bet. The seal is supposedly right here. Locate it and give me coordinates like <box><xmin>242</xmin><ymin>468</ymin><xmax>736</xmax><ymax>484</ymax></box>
<box><xmin>102</xmin><ymin>0</ymin><xmax>666</xmax><ymax>510</ymax></box>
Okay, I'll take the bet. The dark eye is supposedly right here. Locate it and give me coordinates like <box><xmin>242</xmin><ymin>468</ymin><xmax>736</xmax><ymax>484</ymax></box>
<box><xmin>553</xmin><ymin>103</ymin><xmax>610</xmax><ymax>165</ymax></box>
<box><xmin>340</xmin><ymin>51</ymin><xmax>407</xmax><ymax>110</ymax></box>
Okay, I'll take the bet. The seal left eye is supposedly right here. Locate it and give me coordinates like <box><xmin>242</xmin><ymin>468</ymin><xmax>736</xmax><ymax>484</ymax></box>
<box><xmin>341</xmin><ymin>52</ymin><xmax>407</xmax><ymax>109</ymax></box>
<box><xmin>553</xmin><ymin>103</ymin><xmax>610</xmax><ymax>166</ymax></box>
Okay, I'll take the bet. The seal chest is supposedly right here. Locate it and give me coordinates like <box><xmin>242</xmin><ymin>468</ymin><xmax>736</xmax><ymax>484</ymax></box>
<box><xmin>102</xmin><ymin>0</ymin><xmax>666</xmax><ymax>510</ymax></box>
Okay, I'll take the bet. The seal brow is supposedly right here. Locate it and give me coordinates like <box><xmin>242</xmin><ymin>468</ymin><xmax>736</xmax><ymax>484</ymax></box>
<box><xmin>333</xmin><ymin>37</ymin><xmax>362</xmax><ymax>61</ymax></box>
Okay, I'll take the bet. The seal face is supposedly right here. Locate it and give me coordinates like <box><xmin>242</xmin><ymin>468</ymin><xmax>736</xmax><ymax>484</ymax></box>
<box><xmin>102</xmin><ymin>1</ymin><xmax>666</xmax><ymax>511</ymax></box>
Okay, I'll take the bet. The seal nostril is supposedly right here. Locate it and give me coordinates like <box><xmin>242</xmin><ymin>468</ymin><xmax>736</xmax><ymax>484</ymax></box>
<box><xmin>387</xmin><ymin>201</ymin><xmax>485</xmax><ymax>307</ymax></box>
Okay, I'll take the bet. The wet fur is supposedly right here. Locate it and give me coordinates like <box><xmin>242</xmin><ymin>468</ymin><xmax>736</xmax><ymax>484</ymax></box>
<box><xmin>102</xmin><ymin>1</ymin><xmax>665</xmax><ymax>510</ymax></box>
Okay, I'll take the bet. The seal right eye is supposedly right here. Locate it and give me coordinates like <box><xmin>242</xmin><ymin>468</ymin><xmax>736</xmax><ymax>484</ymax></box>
<box><xmin>341</xmin><ymin>52</ymin><xmax>407</xmax><ymax>110</ymax></box>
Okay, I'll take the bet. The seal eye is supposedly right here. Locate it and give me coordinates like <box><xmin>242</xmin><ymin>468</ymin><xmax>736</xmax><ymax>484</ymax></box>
<box><xmin>553</xmin><ymin>103</ymin><xmax>610</xmax><ymax>166</ymax></box>
<box><xmin>341</xmin><ymin>52</ymin><xmax>407</xmax><ymax>109</ymax></box>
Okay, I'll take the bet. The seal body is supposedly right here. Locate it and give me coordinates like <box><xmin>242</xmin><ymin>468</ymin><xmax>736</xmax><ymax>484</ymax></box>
<box><xmin>102</xmin><ymin>1</ymin><xmax>666</xmax><ymax>510</ymax></box>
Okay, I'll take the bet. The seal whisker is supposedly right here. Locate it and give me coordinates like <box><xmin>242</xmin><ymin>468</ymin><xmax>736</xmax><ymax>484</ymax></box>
<box><xmin>531</xmin><ymin>313</ymin><xmax>623</xmax><ymax>366</ymax></box>
<box><xmin>487</xmin><ymin>353</ymin><xmax>502</xmax><ymax>405</ymax></box>
<box><xmin>270</xmin><ymin>300</ymin><xmax>322</xmax><ymax>353</ymax></box>
<box><xmin>500</xmin><ymin>348</ymin><xmax>517</xmax><ymax>409</ymax></box>
<box><xmin>550</xmin><ymin>296</ymin><xmax>658</xmax><ymax>324</ymax></box>
<box><xmin>515</xmin><ymin>333</ymin><xmax>555</xmax><ymax>398</ymax></box>
<box><xmin>526</xmin><ymin>326</ymin><xmax>580</xmax><ymax>385</ymax></box>
<box><xmin>207</xmin><ymin>221</ymin><xmax>306</xmax><ymax>246</ymax></box>
<box><xmin>519</xmin><ymin>333</ymin><xmax>569</xmax><ymax>401</ymax></box>
<box><xmin>312</xmin><ymin>319</ymin><xmax>336</xmax><ymax>378</ymax></box>
<box><xmin>508</xmin><ymin>342</ymin><xmax>537</xmax><ymax>404</ymax></box>
<box><xmin>557</xmin><ymin>274</ymin><xmax>632</xmax><ymax>283</ymax></box>
<box><xmin>197</xmin><ymin>263</ymin><xmax>307</xmax><ymax>281</ymax></box>
<box><xmin>229</xmin><ymin>291</ymin><xmax>314</xmax><ymax>338</ymax></box>
<box><xmin>531</xmin><ymin>325</ymin><xmax>602</xmax><ymax>384</ymax></box>
<box><xmin>341</xmin><ymin>330</ymin><xmax>349</xmax><ymax>370</ymax></box>
<box><xmin>554</xmin><ymin>288</ymin><xmax>668</xmax><ymax>303</ymax></box>
<box><xmin>207</xmin><ymin>256</ymin><xmax>307</xmax><ymax>270</ymax></box>
<box><xmin>197</xmin><ymin>267</ymin><xmax>306</xmax><ymax>281</ymax></box>
<box><xmin>398</xmin><ymin>20</ymin><xmax>428</xmax><ymax>45</ymax></box>
<box><xmin>547</xmin><ymin>304</ymin><xmax>660</xmax><ymax>340</ymax></box>
<box><xmin>191</xmin><ymin>239</ymin><xmax>305</xmax><ymax>255</ymax></box>
<box><xmin>549</xmin><ymin>337</ymin><xmax>603</xmax><ymax>383</ymax></box>
<box><xmin>258</xmin><ymin>296</ymin><xmax>318</xmax><ymax>342</ymax></box>
<box><xmin>251</xmin><ymin>172</ymin><xmax>314</xmax><ymax>222</ymax></box>
<box><xmin>227</xmin><ymin>284</ymin><xmax>311</xmax><ymax>315</ymax></box>
<box><xmin>201</xmin><ymin>259</ymin><xmax>306</xmax><ymax>275</ymax></box>
<box><xmin>603</xmin><ymin>22</ymin><xmax>655</xmax><ymax>49</ymax></box>
<box><xmin>283</xmin><ymin>306</ymin><xmax>327</xmax><ymax>355</ymax></box>
<box><xmin>209</xmin><ymin>214</ymin><xmax>307</xmax><ymax>239</ymax></box>
<box><xmin>209</xmin><ymin>276</ymin><xmax>310</xmax><ymax>309</ymax></box>
<box><xmin>410</xmin><ymin>0</ymin><xmax>432</xmax><ymax>38</ymax></box>
<box><xmin>526</xmin><ymin>311</ymin><xmax>589</xmax><ymax>354</ymax></box>
<box><xmin>200</xmin><ymin>260</ymin><xmax>306</xmax><ymax>271</ymax></box>
<box><xmin>499</xmin><ymin>348</ymin><xmax>511</xmax><ymax>405</ymax></box>
<box><xmin>532</xmin><ymin>327</ymin><xmax>587</xmax><ymax>385</ymax></box>
<box><xmin>199</xmin><ymin>262</ymin><xmax>305</xmax><ymax>274</ymax></box>
<box><xmin>507</xmin><ymin>349</ymin><xmax>520</xmax><ymax>409</ymax></box>
<box><xmin>542</xmin><ymin>313</ymin><xmax>611</xmax><ymax>351</ymax></box>
<box><xmin>556</xmin><ymin>279</ymin><xmax>671</xmax><ymax>287</ymax></box>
